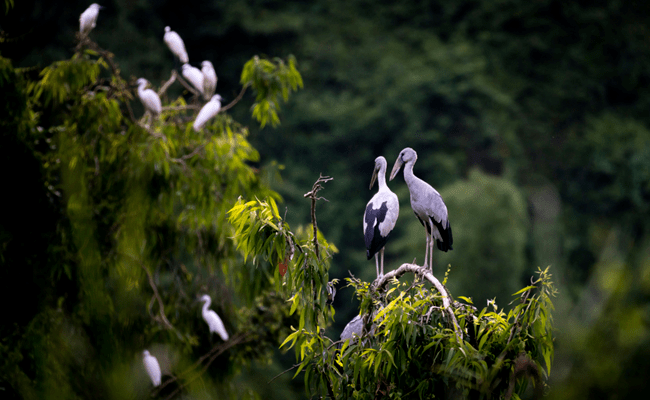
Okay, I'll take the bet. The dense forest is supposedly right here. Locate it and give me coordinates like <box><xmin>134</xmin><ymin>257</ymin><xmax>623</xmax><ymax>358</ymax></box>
<box><xmin>2</xmin><ymin>0</ymin><xmax>650</xmax><ymax>399</ymax></box>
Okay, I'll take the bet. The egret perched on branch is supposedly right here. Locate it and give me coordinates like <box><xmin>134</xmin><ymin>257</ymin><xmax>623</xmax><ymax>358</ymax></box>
<box><xmin>79</xmin><ymin>4</ymin><xmax>103</xmax><ymax>36</ymax></box>
<box><xmin>201</xmin><ymin>61</ymin><xmax>217</xmax><ymax>100</ymax></box>
<box><xmin>193</xmin><ymin>94</ymin><xmax>222</xmax><ymax>132</ymax></box>
<box><xmin>182</xmin><ymin>63</ymin><xmax>204</xmax><ymax>95</ymax></box>
<box><xmin>142</xmin><ymin>350</ymin><xmax>161</xmax><ymax>387</ymax></box>
<box><xmin>136</xmin><ymin>78</ymin><xmax>162</xmax><ymax>117</ymax></box>
<box><xmin>163</xmin><ymin>26</ymin><xmax>189</xmax><ymax>64</ymax></box>
<box><xmin>199</xmin><ymin>294</ymin><xmax>229</xmax><ymax>341</ymax></box>
<box><xmin>363</xmin><ymin>156</ymin><xmax>399</xmax><ymax>278</ymax></box>
<box><xmin>390</xmin><ymin>147</ymin><xmax>452</xmax><ymax>270</ymax></box>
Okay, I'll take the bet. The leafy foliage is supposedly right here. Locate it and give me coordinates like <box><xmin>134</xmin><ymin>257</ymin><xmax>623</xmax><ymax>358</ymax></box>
<box><xmin>229</xmin><ymin>190</ymin><xmax>556</xmax><ymax>398</ymax></box>
<box><xmin>241</xmin><ymin>55</ymin><xmax>304</xmax><ymax>128</ymax></box>
<box><xmin>0</xmin><ymin>33</ymin><xmax>305</xmax><ymax>398</ymax></box>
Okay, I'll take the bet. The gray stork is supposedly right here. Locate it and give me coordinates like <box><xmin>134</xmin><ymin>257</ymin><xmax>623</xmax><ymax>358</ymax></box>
<box><xmin>363</xmin><ymin>156</ymin><xmax>399</xmax><ymax>278</ymax></box>
<box><xmin>389</xmin><ymin>147</ymin><xmax>452</xmax><ymax>270</ymax></box>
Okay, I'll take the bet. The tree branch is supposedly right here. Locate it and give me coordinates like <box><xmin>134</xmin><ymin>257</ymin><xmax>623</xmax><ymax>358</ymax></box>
<box><xmin>156</xmin><ymin>332</ymin><xmax>251</xmax><ymax>399</ymax></box>
<box><xmin>374</xmin><ymin>263</ymin><xmax>463</xmax><ymax>341</ymax></box>
<box><xmin>158</xmin><ymin>70</ymin><xmax>177</xmax><ymax>97</ymax></box>
<box><xmin>303</xmin><ymin>174</ymin><xmax>333</xmax><ymax>259</ymax></box>
<box><xmin>220</xmin><ymin>83</ymin><xmax>250</xmax><ymax>113</ymax></box>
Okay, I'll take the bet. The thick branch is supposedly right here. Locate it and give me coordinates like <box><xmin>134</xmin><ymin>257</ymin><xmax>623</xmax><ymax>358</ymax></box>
<box><xmin>375</xmin><ymin>263</ymin><xmax>462</xmax><ymax>341</ymax></box>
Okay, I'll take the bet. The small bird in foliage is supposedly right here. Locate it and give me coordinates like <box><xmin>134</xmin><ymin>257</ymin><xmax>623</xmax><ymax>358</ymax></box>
<box><xmin>199</xmin><ymin>294</ymin><xmax>229</xmax><ymax>341</ymax></box>
<box><xmin>142</xmin><ymin>350</ymin><xmax>161</xmax><ymax>387</ymax></box>
<box><xmin>163</xmin><ymin>26</ymin><xmax>189</xmax><ymax>64</ymax></box>
<box><xmin>182</xmin><ymin>63</ymin><xmax>204</xmax><ymax>95</ymax></box>
<box><xmin>193</xmin><ymin>94</ymin><xmax>222</xmax><ymax>132</ymax></box>
<box><xmin>363</xmin><ymin>156</ymin><xmax>399</xmax><ymax>278</ymax></box>
<box><xmin>201</xmin><ymin>61</ymin><xmax>217</xmax><ymax>101</ymax></box>
<box><xmin>136</xmin><ymin>78</ymin><xmax>162</xmax><ymax>117</ymax></box>
<box><xmin>390</xmin><ymin>147</ymin><xmax>452</xmax><ymax>271</ymax></box>
<box><xmin>79</xmin><ymin>4</ymin><xmax>103</xmax><ymax>36</ymax></box>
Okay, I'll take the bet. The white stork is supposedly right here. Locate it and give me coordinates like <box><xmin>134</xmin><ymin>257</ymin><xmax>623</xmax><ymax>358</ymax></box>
<box><xmin>142</xmin><ymin>350</ymin><xmax>161</xmax><ymax>387</ymax></box>
<box><xmin>163</xmin><ymin>26</ymin><xmax>189</xmax><ymax>64</ymax></box>
<box><xmin>182</xmin><ymin>63</ymin><xmax>204</xmax><ymax>95</ymax></box>
<box><xmin>363</xmin><ymin>156</ymin><xmax>399</xmax><ymax>278</ymax></box>
<box><xmin>79</xmin><ymin>4</ymin><xmax>103</xmax><ymax>36</ymax></box>
<box><xmin>389</xmin><ymin>147</ymin><xmax>452</xmax><ymax>271</ymax></box>
<box><xmin>193</xmin><ymin>94</ymin><xmax>222</xmax><ymax>132</ymax></box>
<box><xmin>136</xmin><ymin>78</ymin><xmax>162</xmax><ymax>117</ymax></box>
<box><xmin>199</xmin><ymin>294</ymin><xmax>229</xmax><ymax>341</ymax></box>
<box><xmin>201</xmin><ymin>61</ymin><xmax>217</xmax><ymax>101</ymax></box>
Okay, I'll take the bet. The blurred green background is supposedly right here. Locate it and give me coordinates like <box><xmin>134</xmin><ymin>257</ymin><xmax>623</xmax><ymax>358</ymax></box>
<box><xmin>2</xmin><ymin>0</ymin><xmax>650</xmax><ymax>398</ymax></box>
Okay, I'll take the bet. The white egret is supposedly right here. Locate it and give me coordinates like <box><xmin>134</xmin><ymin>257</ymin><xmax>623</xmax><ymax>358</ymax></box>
<box><xmin>201</xmin><ymin>61</ymin><xmax>217</xmax><ymax>100</ymax></box>
<box><xmin>163</xmin><ymin>26</ymin><xmax>189</xmax><ymax>64</ymax></box>
<box><xmin>199</xmin><ymin>294</ymin><xmax>229</xmax><ymax>341</ymax></box>
<box><xmin>193</xmin><ymin>94</ymin><xmax>222</xmax><ymax>132</ymax></box>
<box><xmin>79</xmin><ymin>4</ymin><xmax>103</xmax><ymax>36</ymax></box>
<box><xmin>136</xmin><ymin>78</ymin><xmax>162</xmax><ymax>117</ymax></box>
<box><xmin>363</xmin><ymin>156</ymin><xmax>399</xmax><ymax>278</ymax></box>
<box><xmin>142</xmin><ymin>350</ymin><xmax>161</xmax><ymax>387</ymax></box>
<box><xmin>390</xmin><ymin>147</ymin><xmax>452</xmax><ymax>271</ymax></box>
<box><xmin>182</xmin><ymin>63</ymin><xmax>204</xmax><ymax>95</ymax></box>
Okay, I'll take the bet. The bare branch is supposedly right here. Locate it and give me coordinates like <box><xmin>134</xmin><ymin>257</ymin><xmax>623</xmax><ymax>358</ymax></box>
<box><xmin>268</xmin><ymin>363</ymin><xmax>302</xmax><ymax>384</ymax></box>
<box><xmin>158</xmin><ymin>70</ymin><xmax>177</xmax><ymax>97</ymax></box>
<box><xmin>176</xmin><ymin>73</ymin><xmax>201</xmax><ymax>98</ymax></box>
<box><xmin>303</xmin><ymin>174</ymin><xmax>333</xmax><ymax>259</ymax></box>
<box><xmin>158</xmin><ymin>332</ymin><xmax>251</xmax><ymax>400</ymax></box>
<box><xmin>220</xmin><ymin>83</ymin><xmax>250</xmax><ymax>113</ymax></box>
<box><xmin>374</xmin><ymin>263</ymin><xmax>463</xmax><ymax>341</ymax></box>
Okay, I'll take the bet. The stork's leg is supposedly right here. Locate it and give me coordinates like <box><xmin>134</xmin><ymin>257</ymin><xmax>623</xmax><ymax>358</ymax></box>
<box><xmin>380</xmin><ymin>247</ymin><xmax>385</xmax><ymax>277</ymax></box>
<box><xmin>429</xmin><ymin>231</ymin><xmax>434</xmax><ymax>272</ymax></box>
<box><xmin>423</xmin><ymin>233</ymin><xmax>430</xmax><ymax>268</ymax></box>
<box><xmin>375</xmin><ymin>253</ymin><xmax>380</xmax><ymax>278</ymax></box>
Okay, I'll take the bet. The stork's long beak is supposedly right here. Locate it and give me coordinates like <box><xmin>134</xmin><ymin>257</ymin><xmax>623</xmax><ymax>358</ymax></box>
<box><xmin>369</xmin><ymin>167</ymin><xmax>379</xmax><ymax>190</ymax></box>
<box><xmin>389</xmin><ymin>158</ymin><xmax>403</xmax><ymax>181</ymax></box>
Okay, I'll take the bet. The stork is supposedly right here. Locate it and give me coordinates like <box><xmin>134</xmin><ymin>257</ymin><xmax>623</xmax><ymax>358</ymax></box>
<box><xmin>163</xmin><ymin>26</ymin><xmax>189</xmax><ymax>64</ymax></box>
<box><xmin>201</xmin><ymin>61</ymin><xmax>217</xmax><ymax>101</ymax></box>
<box><xmin>136</xmin><ymin>78</ymin><xmax>162</xmax><ymax>118</ymax></box>
<box><xmin>193</xmin><ymin>94</ymin><xmax>222</xmax><ymax>132</ymax></box>
<box><xmin>182</xmin><ymin>63</ymin><xmax>204</xmax><ymax>96</ymax></box>
<box><xmin>363</xmin><ymin>156</ymin><xmax>399</xmax><ymax>278</ymax></box>
<box><xmin>389</xmin><ymin>147</ymin><xmax>452</xmax><ymax>271</ymax></box>
<box><xmin>199</xmin><ymin>294</ymin><xmax>229</xmax><ymax>341</ymax></box>
<box><xmin>79</xmin><ymin>4</ymin><xmax>103</xmax><ymax>36</ymax></box>
<box><xmin>142</xmin><ymin>350</ymin><xmax>161</xmax><ymax>387</ymax></box>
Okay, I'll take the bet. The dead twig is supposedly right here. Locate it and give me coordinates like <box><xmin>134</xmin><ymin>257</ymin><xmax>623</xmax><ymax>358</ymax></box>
<box><xmin>303</xmin><ymin>174</ymin><xmax>333</xmax><ymax>259</ymax></box>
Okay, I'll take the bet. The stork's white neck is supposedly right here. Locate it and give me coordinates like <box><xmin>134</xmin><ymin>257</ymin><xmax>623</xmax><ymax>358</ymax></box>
<box><xmin>403</xmin><ymin>159</ymin><xmax>417</xmax><ymax>187</ymax></box>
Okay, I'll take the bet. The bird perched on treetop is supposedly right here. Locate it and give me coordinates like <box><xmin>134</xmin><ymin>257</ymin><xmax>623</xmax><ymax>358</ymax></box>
<box><xmin>136</xmin><ymin>78</ymin><xmax>162</xmax><ymax>117</ymax></box>
<box><xmin>163</xmin><ymin>26</ymin><xmax>189</xmax><ymax>64</ymax></box>
<box><xmin>79</xmin><ymin>4</ymin><xmax>103</xmax><ymax>36</ymax></box>
<box><xmin>182</xmin><ymin>63</ymin><xmax>204</xmax><ymax>96</ymax></box>
<box><xmin>201</xmin><ymin>61</ymin><xmax>217</xmax><ymax>101</ymax></box>
<box><xmin>390</xmin><ymin>147</ymin><xmax>452</xmax><ymax>271</ymax></box>
<box><xmin>199</xmin><ymin>294</ymin><xmax>229</xmax><ymax>341</ymax></box>
<box><xmin>363</xmin><ymin>156</ymin><xmax>399</xmax><ymax>278</ymax></box>
<box><xmin>193</xmin><ymin>94</ymin><xmax>223</xmax><ymax>132</ymax></box>
<box><xmin>142</xmin><ymin>350</ymin><xmax>161</xmax><ymax>387</ymax></box>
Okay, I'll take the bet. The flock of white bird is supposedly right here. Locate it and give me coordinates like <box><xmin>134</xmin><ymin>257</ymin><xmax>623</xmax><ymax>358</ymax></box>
<box><xmin>80</xmin><ymin>1</ymin><xmax>454</xmax><ymax>388</ymax></box>
<box><xmin>80</xmin><ymin>4</ymin><xmax>230</xmax><ymax>389</ymax></box>
<box><xmin>364</xmin><ymin>148</ymin><xmax>453</xmax><ymax>278</ymax></box>
<box><xmin>80</xmin><ymin>4</ymin><xmax>223</xmax><ymax>134</ymax></box>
